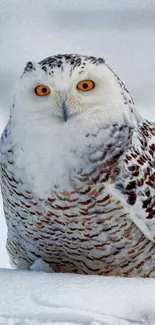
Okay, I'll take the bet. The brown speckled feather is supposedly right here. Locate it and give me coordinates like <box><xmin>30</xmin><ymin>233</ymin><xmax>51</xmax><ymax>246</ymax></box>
<box><xmin>1</xmin><ymin>119</ymin><xmax>155</xmax><ymax>276</ymax></box>
<box><xmin>0</xmin><ymin>54</ymin><xmax>155</xmax><ymax>276</ymax></box>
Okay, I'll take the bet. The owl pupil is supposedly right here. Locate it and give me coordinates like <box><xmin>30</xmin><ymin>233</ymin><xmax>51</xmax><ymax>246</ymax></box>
<box><xmin>83</xmin><ymin>83</ymin><xmax>88</xmax><ymax>89</ymax></box>
<box><xmin>42</xmin><ymin>87</ymin><xmax>47</xmax><ymax>93</ymax></box>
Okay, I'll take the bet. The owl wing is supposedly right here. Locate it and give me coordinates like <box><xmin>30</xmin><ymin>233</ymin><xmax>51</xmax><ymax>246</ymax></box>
<box><xmin>116</xmin><ymin>119</ymin><xmax>155</xmax><ymax>242</ymax></box>
<box><xmin>0</xmin><ymin>118</ymin><xmax>12</xmax><ymax>151</ymax></box>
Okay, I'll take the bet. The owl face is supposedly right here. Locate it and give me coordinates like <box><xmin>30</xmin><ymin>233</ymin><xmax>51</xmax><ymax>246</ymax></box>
<box><xmin>9</xmin><ymin>55</ymin><xmax>140</xmax><ymax>197</ymax></box>
<box><xmin>14</xmin><ymin>54</ymin><xmax>137</xmax><ymax>127</ymax></box>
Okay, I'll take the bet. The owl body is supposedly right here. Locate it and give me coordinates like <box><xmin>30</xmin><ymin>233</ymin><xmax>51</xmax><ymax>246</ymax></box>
<box><xmin>0</xmin><ymin>54</ymin><xmax>155</xmax><ymax>276</ymax></box>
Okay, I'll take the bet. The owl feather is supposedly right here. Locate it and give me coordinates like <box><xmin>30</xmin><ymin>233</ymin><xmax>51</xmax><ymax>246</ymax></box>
<box><xmin>0</xmin><ymin>54</ymin><xmax>155</xmax><ymax>276</ymax></box>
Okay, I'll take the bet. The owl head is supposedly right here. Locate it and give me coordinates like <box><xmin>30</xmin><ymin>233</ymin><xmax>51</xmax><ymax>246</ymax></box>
<box><xmin>9</xmin><ymin>55</ymin><xmax>142</xmax><ymax>196</ymax></box>
<box><xmin>12</xmin><ymin>54</ymin><xmax>140</xmax><ymax>129</ymax></box>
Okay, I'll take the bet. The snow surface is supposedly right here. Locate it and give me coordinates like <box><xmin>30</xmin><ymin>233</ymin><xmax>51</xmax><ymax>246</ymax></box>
<box><xmin>0</xmin><ymin>0</ymin><xmax>155</xmax><ymax>324</ymax></box>
<box><xmin>1</xmin><ymin>269</ymin><xmax>155</xmax><ymax>325</ymax></box>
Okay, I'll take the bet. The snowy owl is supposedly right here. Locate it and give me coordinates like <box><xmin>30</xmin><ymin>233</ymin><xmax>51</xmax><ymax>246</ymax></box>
<box><xmin>0</xmin><ymin>54</ymin><xmax>155</xmax><ymax>277</ymax></box>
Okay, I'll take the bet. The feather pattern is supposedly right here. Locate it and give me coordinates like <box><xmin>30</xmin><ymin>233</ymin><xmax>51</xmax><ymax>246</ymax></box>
<box><xmin>0</xmin><ymin>54</ymin><xmax>155</xmax><ymax>276</ymax></box>
<box><xmin>1</xmin><ymin>119</ymin><xmax>155</xmax><ymax>276</ymax></box>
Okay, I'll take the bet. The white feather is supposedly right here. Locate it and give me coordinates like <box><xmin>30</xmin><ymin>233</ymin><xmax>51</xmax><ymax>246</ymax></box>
<box><xmin>10</xmin><ymin>59</ymin><xmax>140</xmax><ymax>198</ymax></box>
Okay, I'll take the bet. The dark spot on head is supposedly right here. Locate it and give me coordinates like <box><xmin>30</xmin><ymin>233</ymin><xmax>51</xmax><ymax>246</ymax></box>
<box><xmin>97</xmin><ymin>57</ymin><xmax>105</xmax><ymax>64</ymax></box>
<box><xmin>24</xmin><ymin>61</ymin><xmax>36</xmax><ymax>73</ymax></box>
<box><xmin>42</xmin><ymin>66</ymin><xmax>47</xmax><ymax>72</ymax></box>
<box><xmin>38</xmin><ymin>54</ymin><xmax>106</xmax><ymax>78</ymax></box>
<box><xmin>65</xmin><ymin>55</ymin><xmax>72</xmax><ymax>60</ymax></box>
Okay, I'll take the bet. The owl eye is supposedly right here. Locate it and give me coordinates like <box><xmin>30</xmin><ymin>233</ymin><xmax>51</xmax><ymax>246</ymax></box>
<box><xmin>77</xmin><ymin>80</ymin><xmax>95</xmax><ymax>91</ymax></box>
<box><xmin>35</xmin><ymin>85</ymin><xmax>51</xmax><ymax>96</ymax></box>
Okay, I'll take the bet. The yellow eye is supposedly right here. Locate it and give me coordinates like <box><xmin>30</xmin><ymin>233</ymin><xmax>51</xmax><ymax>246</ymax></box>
<box><xmin>35</xmin><ymin>85</ymin><xmax>51</xmax><ymax>96</ymax></box>
<box><xmin>77</xmin><ymin>80</ymin><xmax>95</xmax><ymax>91</ymax></box>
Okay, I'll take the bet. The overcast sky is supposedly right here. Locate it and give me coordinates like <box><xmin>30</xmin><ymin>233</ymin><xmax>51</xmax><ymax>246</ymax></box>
<box><xmin>0</xmin><ymin>0</ymin><xmax>155</xmax><ymax>122</ymax></box>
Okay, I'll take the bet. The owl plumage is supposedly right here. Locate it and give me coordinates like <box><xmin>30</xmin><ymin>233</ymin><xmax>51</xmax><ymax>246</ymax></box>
<box><xmin>0</xmin><ymin>54</ymin><xmax>155</xmax><ymax>276</ymax></box>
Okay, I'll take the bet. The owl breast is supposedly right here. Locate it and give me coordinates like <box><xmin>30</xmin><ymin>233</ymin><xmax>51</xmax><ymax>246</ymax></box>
<box><xmin>2</xmin><ymin>162</ymin><xmax>152</xmax><ymax>276</ymax></box>
<box><xmin>10</xmin><ymin>116</ymin><xmax>114</xmax><ymax>198</ymax></box>
<box><xmin>1</xmin><ymin>123</ymin><xmax>154</xmax><ymax>277</ymax></box>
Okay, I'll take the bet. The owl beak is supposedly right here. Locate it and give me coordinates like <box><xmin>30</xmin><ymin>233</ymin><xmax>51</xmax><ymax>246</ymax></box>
<box><xmin>62</xmin><ymin>102</ymin><xmax>68</xmax><ymax>122</ymax></box>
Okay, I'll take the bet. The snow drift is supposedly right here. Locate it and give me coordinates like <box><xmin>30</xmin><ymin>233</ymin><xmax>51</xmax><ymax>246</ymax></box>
<box><xmin>0</xmin><ymin>270</ymin><xmax>155</xmax><ymax>325</ymax></box>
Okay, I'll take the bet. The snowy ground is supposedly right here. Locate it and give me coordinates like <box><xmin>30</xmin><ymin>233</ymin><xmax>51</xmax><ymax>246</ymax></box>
<box><xmin>1</xmin><ymin>270</ymin><xmax>155</xmax><ymax>325</ymax></box>
<box><xmin>0</xmin><ymin>1</ymin><xmax>155</xmax><ymax>324</ymax></box>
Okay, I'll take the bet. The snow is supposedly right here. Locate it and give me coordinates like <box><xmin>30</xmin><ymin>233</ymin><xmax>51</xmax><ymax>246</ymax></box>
<box><xmin>1</xmin><ymin>270</ymin><xmax>155</xmax><ymax>325</ymax></box>
<box><xmin>0</xmin><ymin>0</ymin><xmax>155</xmax><ymax>324</ymax></box>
